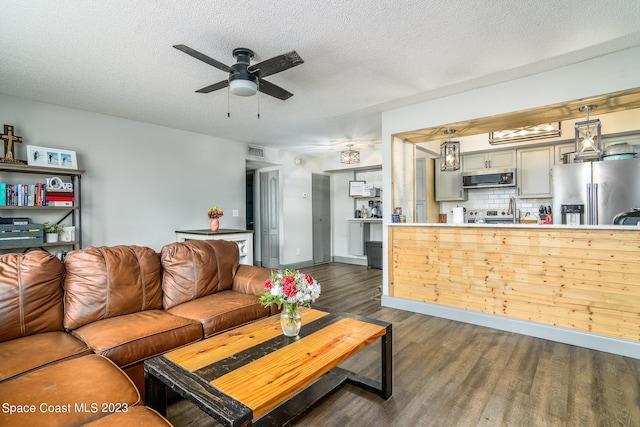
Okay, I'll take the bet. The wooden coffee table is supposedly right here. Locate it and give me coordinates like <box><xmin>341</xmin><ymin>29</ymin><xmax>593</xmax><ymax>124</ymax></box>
<box><xmin>144</xmin><ymin>307</ymin><xmax>392</xmax><ymax>426</ymax></box>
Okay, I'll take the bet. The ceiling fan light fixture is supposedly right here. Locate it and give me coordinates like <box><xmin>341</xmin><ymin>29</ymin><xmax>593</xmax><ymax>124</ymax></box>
<box><xmin>341</xmin><ymin>144</ymin><xmax>360</xmax><ymax>164</ymax></box>
<box><xmin>229</xmin><ymin>78</ymin><xmax>257</xmax><ymax>96</ymax></box>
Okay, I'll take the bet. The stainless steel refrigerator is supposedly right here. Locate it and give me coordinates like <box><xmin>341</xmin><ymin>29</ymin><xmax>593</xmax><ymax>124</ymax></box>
<box><xmin>552</xmin><ymin>158</ymin><xmax>640</xmax><ymax>225</ymax></box>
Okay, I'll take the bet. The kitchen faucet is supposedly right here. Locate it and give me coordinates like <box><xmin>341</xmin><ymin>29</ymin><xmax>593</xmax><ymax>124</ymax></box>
<box><xmin>508</xmin><ymin>197</ymin><xmax>517</xmax><ymax>224</ymax></box>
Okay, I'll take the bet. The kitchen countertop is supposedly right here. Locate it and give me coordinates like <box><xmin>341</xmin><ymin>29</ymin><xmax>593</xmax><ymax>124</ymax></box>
<box><xmin>388</xmin><ymin>222</ymin><xmax>640</xmax><ymax>231</ymax></box>
<box><xmin>347</xmin><ymin>218</ymin><xmax>383</xmax><ymax>222</ymax></box>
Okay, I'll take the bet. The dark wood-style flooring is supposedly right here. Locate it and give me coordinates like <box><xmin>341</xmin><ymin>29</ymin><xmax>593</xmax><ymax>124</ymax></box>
<box><xmin>168</xmin><ymin>262</ymin><xmax>640</xmax><ymax>427</ymax></box>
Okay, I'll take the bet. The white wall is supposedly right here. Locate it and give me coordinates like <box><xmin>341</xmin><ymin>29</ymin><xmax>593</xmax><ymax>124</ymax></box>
<box><xmin>0</xmin><ymin>94</ymin><xmax>247</xmax><ymax>251</ymax></box>
<box><xmin>252</xmin><ymin>151</ymin><xmax>327</xmax><ymax>267</ymax></box>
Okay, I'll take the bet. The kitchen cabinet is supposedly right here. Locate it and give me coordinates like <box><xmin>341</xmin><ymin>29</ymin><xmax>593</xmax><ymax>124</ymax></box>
<box><xmin>463</xmin><ymin>150</ymin><xmax>515</xmax><ymax>171</ymax></box>
<box><xmin>347</xmin><ymin>219</ymin><xmax>382</xmax><ymax>256</ymax></box>
<box><xmin>554</xmin><ymin>142</ymin><xmax>575</xmax><ymax>165</ymax></box>
<box><xmin>435</xmin><ymin>163</ymin><xmax>467</xmax><ymax>201</ymax></box>
<box><xmin>348</xmin><ymin>220</ymin><xmax>366</xmax><ymax>256</ymax></box>
<box><xmin>517</xmin><ymin>146</ymin><xmax>553</xmax><ymax>198</ymax></box>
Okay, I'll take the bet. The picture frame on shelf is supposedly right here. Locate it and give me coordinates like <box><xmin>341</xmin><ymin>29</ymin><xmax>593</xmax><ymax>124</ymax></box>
<box><xmin>26</xmin><ymin>145</ymin><xmax>78</xmax><ymax>169</ymax></box>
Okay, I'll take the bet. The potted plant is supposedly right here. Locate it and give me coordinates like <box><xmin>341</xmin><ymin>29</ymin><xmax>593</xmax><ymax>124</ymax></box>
<box><xmin>43</xmin><ymin>222</ymin><xmax>64</xmax><ymax>243</ymax></box>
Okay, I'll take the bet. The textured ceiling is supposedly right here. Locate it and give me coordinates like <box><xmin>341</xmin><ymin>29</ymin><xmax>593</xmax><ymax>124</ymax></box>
<box><xmin>1</xmin><ymin>0</ymin><xmax>640</xmax><ymax>155</ymax></box>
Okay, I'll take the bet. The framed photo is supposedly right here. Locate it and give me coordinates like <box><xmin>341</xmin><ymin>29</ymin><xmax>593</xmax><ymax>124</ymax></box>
<box><xmin>26</xmin><ymin>145</ymin><xmax>78</xmax><ymax>169</ymax></box>
<box><xmin>349</xmin><ymin>180</ymin><xmax>365</xmax><ymax>197</ymax></box>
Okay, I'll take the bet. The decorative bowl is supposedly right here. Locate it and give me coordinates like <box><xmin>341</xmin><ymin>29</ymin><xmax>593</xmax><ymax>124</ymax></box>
<box><xmin>604</xmin><ymin>141</ymin><xmax>634</xmax><ymax>156</ymax></box>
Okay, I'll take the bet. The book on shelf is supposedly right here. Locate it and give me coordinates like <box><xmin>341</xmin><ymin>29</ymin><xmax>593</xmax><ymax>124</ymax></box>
<box><xmin>47</xmin><ymin>201</ymin><xmax>73</xmax><ymax>207</ymax></box>
<box><xmin>2</xmin><ymin>182</ymin><xmax>48</xmax><ymax>207</ymax></box>
<box><xmin>45</xmin><ymin>195</ymin><xmax>75</xmax><ymax>202</ymax></box>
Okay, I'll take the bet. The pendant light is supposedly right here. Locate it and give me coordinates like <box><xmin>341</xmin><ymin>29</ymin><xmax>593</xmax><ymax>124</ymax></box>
<box><xmin>341</xmin><ymin>144</ymin><xmax>360</xmax><ymax>164</ymax></box>
<box><xmin>574</xmin><ymin>105</ymin><xmax>602</xmax><ymax>161</ymax></box>
<box><xmin>440</xmin><ymin>129</ymin><xmax>460</xmax><ymax>171</ymax></box>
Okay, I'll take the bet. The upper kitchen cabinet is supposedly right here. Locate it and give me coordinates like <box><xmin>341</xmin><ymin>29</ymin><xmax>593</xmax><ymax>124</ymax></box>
<box><xmin>435</xmin><ymin>161</ymin><xmax>466</xmax><ymax>201</ymax></box>
<box><xmin>554</xmin><ymin>143</ymin><xmax>575</xmax><ymax>165</ymax></box>
<box><xmin>517</xmin><ymin>146</ymin><xmax>553</xmax><ymax>198</ymax></box>
<box><xmin>463</xmin><ymin>150</ymin><xmax>515</xmax><ymax>172</ymax></box>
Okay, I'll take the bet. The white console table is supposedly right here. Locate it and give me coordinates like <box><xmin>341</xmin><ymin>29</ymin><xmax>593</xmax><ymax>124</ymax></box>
<box><xmin>175</xmin><ymin>229</ymin><xmax>254</xmax><ymax>265</ymax></box>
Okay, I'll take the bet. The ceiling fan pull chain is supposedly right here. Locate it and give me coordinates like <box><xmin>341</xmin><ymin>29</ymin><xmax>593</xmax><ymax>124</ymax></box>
<box><xmin>227</xmin><ymin>85</ymin><xmax>231</xmax><ymax>118</ymax></box>
<box><xmin>257</xmin><ymin>87</ymin><xmax>261</xmax><ymax>119</ymax></box>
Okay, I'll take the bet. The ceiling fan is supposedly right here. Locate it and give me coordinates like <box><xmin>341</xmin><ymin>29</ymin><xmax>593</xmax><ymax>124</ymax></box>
<box><xmin>173</xmin><ymin>44</ymin><xmax>303</xmax><ymax>100</ymax></box>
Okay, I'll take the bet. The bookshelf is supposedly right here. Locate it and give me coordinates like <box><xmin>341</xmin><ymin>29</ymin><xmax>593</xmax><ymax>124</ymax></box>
<box><xmin>0</xmin><ymin>163</ymin><xmax>84</xmax><ymax>253</ymax></box>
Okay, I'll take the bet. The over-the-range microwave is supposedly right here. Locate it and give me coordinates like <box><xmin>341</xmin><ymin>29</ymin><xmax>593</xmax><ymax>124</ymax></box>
<box><xmin>462</xmin><ymin>168</ymin><xmax>516</xmax><ymax>189</ymax></box>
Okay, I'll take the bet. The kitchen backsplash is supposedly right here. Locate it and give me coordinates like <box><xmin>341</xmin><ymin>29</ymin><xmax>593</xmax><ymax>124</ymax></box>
<box><xmin>441</xmin><ymin>187</ymin><xmax>551</xmax><ymax>223</ymax></box>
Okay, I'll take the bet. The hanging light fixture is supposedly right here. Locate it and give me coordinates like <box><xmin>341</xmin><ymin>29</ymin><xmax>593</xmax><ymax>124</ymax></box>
<box><xmin>440</xmin><ymin>129</ymin><xmax>460</xmax><ymax>171</ymax></box>
<box><xmin>341</xmin><ymin>144</ymin><xmax>360</xmax><ymax>164</ymax></box>
<box><xmin>489</xmin><ymin>122</ymin><xmax>561</xmax><ymax>145</ymax></box>
<box><xmin>574</xmin><ymin>105</ymin><xmax>602</xmax><ymax>161</ymax></box>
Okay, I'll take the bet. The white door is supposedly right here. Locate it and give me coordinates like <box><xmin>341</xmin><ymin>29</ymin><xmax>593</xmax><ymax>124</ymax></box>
<box><xmin>260</xmin><ymin>170</ymin><xmax>280</xmax><ymax>268</ymax></box>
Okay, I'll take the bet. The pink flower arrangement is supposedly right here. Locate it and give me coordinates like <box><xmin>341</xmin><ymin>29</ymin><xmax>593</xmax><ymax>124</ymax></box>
<box><xmin>259</xmin><ymin>269</ymin><xmax>321</xmax><ymax>313</ymax></box>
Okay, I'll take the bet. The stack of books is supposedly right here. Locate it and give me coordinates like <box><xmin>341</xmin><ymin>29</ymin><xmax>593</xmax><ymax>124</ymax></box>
<box><xmin>0</xmin><ymin>182</ymin><xmax>75</xmax><ymax>207</ymax></box>
<box><xmin>45</xmin><ymin>189</ymin><xmax>74</xmax><ymax>206</ymax></box>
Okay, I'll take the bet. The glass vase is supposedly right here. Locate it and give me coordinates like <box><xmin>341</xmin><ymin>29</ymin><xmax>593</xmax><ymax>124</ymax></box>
<box><xmin>280</xmin><ymin>304</ymin><xmax>302</xmax><ymax>337</ymax></box>
<box><xmin>210</xmin><ymin>218</ymin><xmax>219</xmax><ymax>231</ymax></box>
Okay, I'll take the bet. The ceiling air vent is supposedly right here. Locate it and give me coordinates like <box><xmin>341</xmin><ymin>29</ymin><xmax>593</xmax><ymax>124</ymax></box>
<box><xmin>247</xmin><ymin>145</ymin><xmax>265</xmax><ymax>158</ymax></box>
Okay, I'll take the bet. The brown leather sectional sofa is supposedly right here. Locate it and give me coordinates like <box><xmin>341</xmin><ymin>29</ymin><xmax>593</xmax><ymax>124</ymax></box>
<box><xmin>0</xmin><ymin>239</ymin><xmax>275</xmax><ymax>426</ymax></box>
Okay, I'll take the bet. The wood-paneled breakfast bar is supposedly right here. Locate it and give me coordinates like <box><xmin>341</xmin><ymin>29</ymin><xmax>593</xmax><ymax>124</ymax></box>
<box><xmin>385</xmin><ymin>223</ymin><xmax>640</xmax><ymax>358</ymax></box>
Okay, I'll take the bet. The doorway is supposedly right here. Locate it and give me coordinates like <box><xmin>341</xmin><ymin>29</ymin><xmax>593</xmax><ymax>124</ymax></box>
<box><xmin>260</xmin><ymin>170</ymin><xmax>280</xmax><ymax>268</ymax></box>
<box><xmin>312</xmin><ymin>174</ymin><xmax>331</xmax><ymax>264</ymax></box>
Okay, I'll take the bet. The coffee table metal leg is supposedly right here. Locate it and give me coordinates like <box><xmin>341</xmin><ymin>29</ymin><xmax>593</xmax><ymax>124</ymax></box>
<box><xmin>381</xmin><ymin>324</ymin><xmax>392</xmax><ymax>399</ymax></box>
<box><xmin>145</xmin><ymin>370</ymin><xmax>168</xmax><ymax>417</ymax></box>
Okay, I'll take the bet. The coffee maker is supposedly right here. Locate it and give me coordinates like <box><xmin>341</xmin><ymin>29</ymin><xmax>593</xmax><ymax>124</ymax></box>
<box><xmin>369</xmin><ymin>200</ymin><xmax>377</xmax><ymax>218</ymax></box>
<box><xmin>561</xmin><ymin>204</ymin><xmax>584</xmax><ymax>225</ymax></box>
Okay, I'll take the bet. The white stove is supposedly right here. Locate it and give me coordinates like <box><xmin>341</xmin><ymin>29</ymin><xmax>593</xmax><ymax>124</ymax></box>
<box><xmin>466</xmin><ymin>209</ymin><xmax>520</xmax><ymax>224</ymax></box>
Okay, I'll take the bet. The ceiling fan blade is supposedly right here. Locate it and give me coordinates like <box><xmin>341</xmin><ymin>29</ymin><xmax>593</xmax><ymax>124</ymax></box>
<box><xmin>173</xmin><ymin>44</ymin><xmax>234</xmax><ymax>73</ymax></box>
<box><xmin>196</xmin><ymin>80</ymin><xmax>229</xmax><ymax>94</ymax></box>
<box><xmin>248</xmin><ymin>51</ymin><xmax>303</xmax><ymax>78</ymax></box>
<box><xmin>258</xmin><ymin>78</ymin><xmax>294</xmax><ymax>100</ymax></box>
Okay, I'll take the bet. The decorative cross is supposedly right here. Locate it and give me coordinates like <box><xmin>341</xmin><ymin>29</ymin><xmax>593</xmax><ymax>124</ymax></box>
<box><xmin>1</xmin><ymin>124</ymin><xmax>22</xmax><ymax>160</ymax></box>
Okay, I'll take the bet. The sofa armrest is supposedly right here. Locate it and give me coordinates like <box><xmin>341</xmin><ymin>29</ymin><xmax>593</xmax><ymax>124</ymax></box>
<box><xmin>232</xmin><ymin>265</ymin><xmax>274</xmax><ymax>296</ymax></box>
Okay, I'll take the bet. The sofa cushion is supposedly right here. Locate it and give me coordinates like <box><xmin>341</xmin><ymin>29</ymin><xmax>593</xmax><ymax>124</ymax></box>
<box><xmin>0</xmin><ymin>331</ymin><xmax>91</xmax><ymax>383</ymax></box>
<box><xmin>0</xmin><ymin>354</ymin><xmax>141</xmax><ymax>426</ymax></box>
<box><xmin>70</xmin><ymin>309</ymin><xmax>202</xmax><ymax>368</ymax></box>
<box><xmin>166</xmin><ymin>290</ymin><xmax>270</xmax><ymax>338</ymax></box>
<box><xmin>81</xmin><ymin>406</ymin><xmax>173</xmax><ymax>426</ymax></box>
<box><xmin>64</xmin><ymin>245</ymin><xmax>163</xmax><ymax>330</ymax></box>
<box><xmin>0</xmin><ymin>251</ymin><xmax>65</xmax><ymax>343</ymax></box>
<box><xmin>161</xmin><ymin>240</ymin><xmax>240</xmax><ymax>309</ymax></box>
